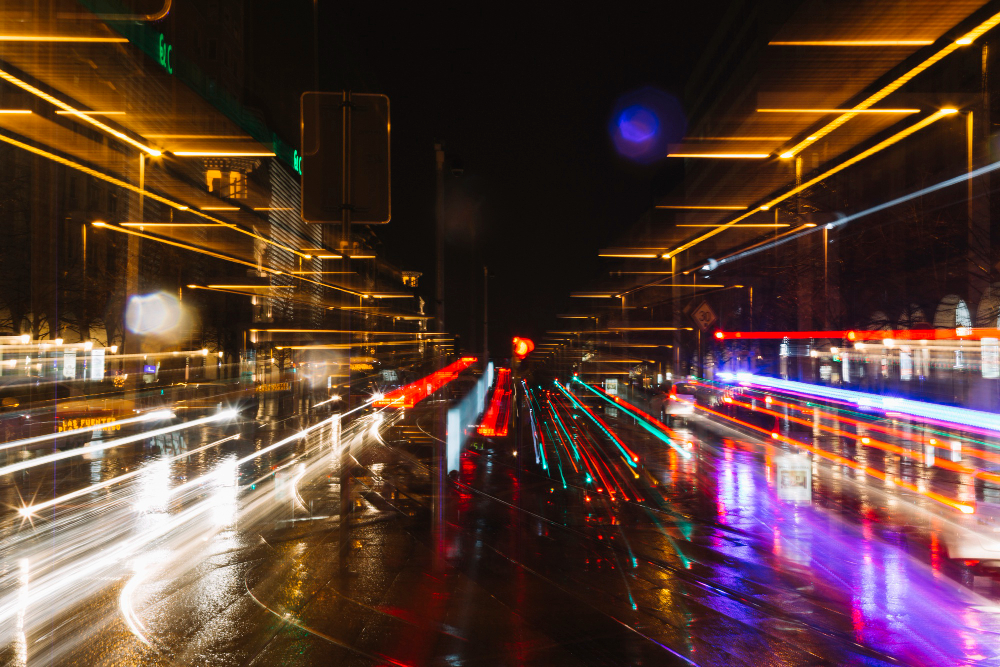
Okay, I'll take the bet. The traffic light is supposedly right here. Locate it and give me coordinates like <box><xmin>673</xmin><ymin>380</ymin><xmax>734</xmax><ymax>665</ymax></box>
<box><xmin>512</xmin><ymin>336</ymin><xmax>535</xmax><ymax>360</ymax></box>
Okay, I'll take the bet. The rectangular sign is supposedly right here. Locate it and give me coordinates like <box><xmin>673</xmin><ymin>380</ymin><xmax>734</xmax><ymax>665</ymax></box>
<box><xmin>301</xmin><ymin>92</ymin><xmax>391</xmax><ymax>223</ymax></box>
<box><xmin>605</xmin><ymin>378</ymin><xmax>618</xmax><ymax>395</ymax></box>
<box><xmin>62</xmin><ymin>351</ymin><xmax>76</xmax><ymax>379</ymax></box>
<box><xmin>899</xmin><ymin>346</ymin><xmax>913</xmax><ymax>381</ymax></box>
<box><xmin>90</xmin><ymin>348</ymin><xmax>105</xmax><ymax>380</ymax></box>
<box><xmin>983</xmin><ymin>338</ymin><xmax>999</xmax><ymax>379</ymax></box>
<box><xmin>775</xmin><ymin>454</ymin><xmax>812</xmax><ymax>504</ymax></box>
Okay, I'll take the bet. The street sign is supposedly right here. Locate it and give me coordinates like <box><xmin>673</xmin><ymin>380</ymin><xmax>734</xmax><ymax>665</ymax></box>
<box><xmin>775</xmin><ymin>454</ymin><xmax>811</xmax><ymax>503</ymax></box>
<box><xmin>301</xmin><ymin>92</ymin><xmax>391</xmax><ymax>224</ymax></box>
<box><xmin>691</xmin><ymin>301</ymin><xmax>717</xmax><ymax>331</ymax></box>
<box><xmin>605</xmin><ymin>378</ymin><xmax>618</xmax><ymax>395</ymax></box>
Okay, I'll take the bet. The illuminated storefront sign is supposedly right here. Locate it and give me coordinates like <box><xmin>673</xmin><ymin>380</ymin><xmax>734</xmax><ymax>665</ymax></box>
<box><xmin>256</xmin><ymin>381</ymin><xmax>291</xmax><ymax>393</ymax></box>
<box><xmin>58</xmin><ymin>416</ymin><xmax>120</xmax><ymax>432</ymax></box>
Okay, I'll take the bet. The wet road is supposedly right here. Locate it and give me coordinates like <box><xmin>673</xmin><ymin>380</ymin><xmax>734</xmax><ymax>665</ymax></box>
<box><xmin>3</xmin><ymin>378</ymin><xmax>1000</xmax><ymax>665</ymax></box>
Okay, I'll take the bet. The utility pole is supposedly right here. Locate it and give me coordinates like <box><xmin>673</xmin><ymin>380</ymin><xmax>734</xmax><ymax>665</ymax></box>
<box><xmin>435</xmin><ymin>144</ymin><xmax>446</xmax><ymax>335</ymax></box>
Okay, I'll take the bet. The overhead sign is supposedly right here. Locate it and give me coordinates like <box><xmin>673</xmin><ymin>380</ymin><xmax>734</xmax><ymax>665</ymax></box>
<box><xmin>691</xmin><ymin>301</ymin><xmax>717</xmax><ymax>331</ymax></box>
<box><xmin>301</xmin><ymin>92</ymin><xmax>391</xmax><ymax>223</ymax></box>
<box><xmin>605</xmin><ymin>378</ymin><xmax>618</xmax><ymax>395</ymax></box>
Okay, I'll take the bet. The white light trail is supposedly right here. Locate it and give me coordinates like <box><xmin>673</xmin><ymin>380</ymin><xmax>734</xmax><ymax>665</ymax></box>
<box><xmin>21</xmin><ymin>434</ymin><xmax>240</xmax><ymax>516</ymax></box>
<box><xmin>0</xmin><ymin>409</ymin><xmax>175</xmax><ymax>454</ymax></box>
<box><xmin>0</xmin><ymin>410</ymin><xmax>236</xmax><ymax>477</ymax></box>
<box><xmin>717</xmin><ymin>160</ymin><xmax>1000</xmax><ymax>267</ymax></box>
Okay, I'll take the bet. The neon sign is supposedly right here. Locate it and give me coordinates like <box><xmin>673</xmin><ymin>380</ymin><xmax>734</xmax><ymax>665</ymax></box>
<box><xmin>158</xmin><ymin>33</ymin><xmax>173</xmax><ymax>74</ymax></box>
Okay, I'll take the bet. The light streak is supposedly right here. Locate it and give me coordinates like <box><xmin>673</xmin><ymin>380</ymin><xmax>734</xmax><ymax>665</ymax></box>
<box><xmin>0</xmin><ymin>35</ymin><xmax>128</xmax><ymax>42</ymax></box>
<box><xmin>119</xmin><ymin>565</ymin><xmax>152</xmax><ymax>646</ymax></box>
<box><xmin>778</xmin><ymin>3</ymin><xmax>1000</xmax><ymax>159</ymax></box>
<box><xmin>727</xmin><ymin>373</ymin><xmax>1000</xmax><ymax>434</ymax></box>
<box><xmin>669</xmin><ymin>110</ymin><xmax>957</xmax><ymax>257</ymax></box>
<box><xmin>757</xmin><ymin>108</ymin><xmax>920</xmax><ymax>114</ymax></box>
<box><xmin>173</xmin><ymin>151</ymin><xmax>276</xmax><ymax>157</ymax></box>
<box><xmin>656</xmin><ymin>204</ymin><xmax>748</xmax><ymax>210</ymax></box>
<box><xmin>374</xmin><ymin>357</ymin><xmax>477</xmax><ymax>408</ymax></box>
<box><xmin>715</xmin><ymin>327</ymin><xmax>993</xmax><ymax>341</ymax></box>
<box><xmin>717</xmin><ymin>158</ymin><xmax>1000</xmax><ymax>267</ymax></box>
<box><xmin>105</xmin><ymin>226</ymin><xmax>363</xmax><ymax>297</ymax></box>
<box><xmin>572</xmin><ymin>379</ymin><xmax>691</xmax><ymax>459</ymax></box>
<box><xmin>478</xmin><ymin>368</ymin><xmax>512</xmax><ymax>437</ymax></box>
<box><xmin>768</xmin><ymin>40</ymin><xmax>933</xmax><ymax>46</ymax></box>
<box><xmin>696</xmin><ymin>402</ymin><xmax>975</xmax><ymax>514</ymax></box>
<box><xmin>55</xmin><ymin>110</ymin><xmax>125</xmax><ymax>115</ymax></box>
<box><xmin>667</xmin><ymin>153</ymin><xmax>770</xmax><ymax>158</ymax></box>
<box><xmin>0</xmin><ymin>66</ymin><xmax>161</xmax><ymax>156</ymax></box>
<box><xmin>119</xmin><ymin>222</ymin><xmax>218</xmax><ymax>227</ymax></box>
<box><xmin>0</xmin><ymin>409</ymin><xmax>174</xmax><ymax>455</ymax></box>
<box><xmin>0</xmin><ymin>129</ymin><xmax>310</xmax><ymax>260</ymax></box>
<box><xmin>554</xmin><ymin>381</ymin><xmax>638</xmax><ymax>468</ymax></box>
<box><xmin>0</xmin><ymin>410</ymin><xmax>236</xmax><ymax>477</ymax></box>
<box><xmin>20</xmin><ymin>434</ymin><xmax>239</xmax><ymax>517</ymax></box>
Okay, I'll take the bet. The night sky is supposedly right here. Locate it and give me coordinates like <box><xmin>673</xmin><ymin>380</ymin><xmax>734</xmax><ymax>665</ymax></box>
<box><xmin>250</xmin><ymin>3</ymin><xmax>723</xmax><ymax>357</ymax></box>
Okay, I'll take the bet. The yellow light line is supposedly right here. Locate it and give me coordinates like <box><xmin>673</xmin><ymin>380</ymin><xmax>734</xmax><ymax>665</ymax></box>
<box><xmin>0</xmin><ymin>35</ymin><xmax>129</xmax><ymax>42</ymax></box>
<box><xmin>0</xmin><ymin>67</ymin><xmax>161</xmax><ymax>156</ymax></box>
<box><xmin>120</xmin><ymin>222</ymin><xmax>218</xmax><ymax>227</ymax></box>
<box><xmin>769</xmin><ymin>40</ymin><xmax>933</xmax><ymax>46</ymax></box>
<box><xmin>599</xmin><ymin>253</ymin><xmax>660</xmax><ymax>258</ymax></box>
<box><xmin>55</xmin><ymin>110</ymin><xmax>125</xmax><ymax>116</ymax></box>
<box><xmin>607</xmin><ymin>327</ymin><xmax>693</xmax><ymax>331</ymax></box>
<box><xmin>685</xmin><ymin>136</ymin><xmax>791</xmax><ymax>141</ymax></box>
<box><xmin>147</xmin><ymin>134</ymin><xmax>250</xmax><ymax>139</ymax></box>
<box><xmin>669</xmin><ymin>110</ymin><xmax>957</xmax><ymax>257</ymax></box>
<box><xmin>676</xmin><ymin>223</ymin><xmax>790</xmax><ymax>227</ymax></box>
<box><xmin>205</xmin><ymin>285</ymin><xmax>296</xmax><ymax>289</ymax></box>
<box><xmin>0</xmin><ymin>109</ymin><xmax>31</xmax><ymax>114</ymax></box>
<box><xmin>656</xmin><ymin>205</ymin><xmax>747</xmax><ymax>210</ymax></box>
<box><xmin>173</xmin><ymin>151</ymin><xmax>275</xmax><ymax>157</ymax></box>
<box><xmin>776</xmin><ymin>7</ymin><xmax>1000</xmax><ymax>159</ymax></box>
<box><xmin>0</xmin><ymin>127</ymin><xmax>310</xmax><ymax>260</ymax></box>
<box><xmin>758</xmin><ymin>108</ymin><xmax>920</xmax><ymax>114</ymax></box>
<box><xmin>667</xmin><ymin>153</ymin><xmax>770</xmax><ymax>159</ymax></box>
<box><xmin>100</xmin><ymin>224</ymin><xmax>365</xmax><ymax>299</ymax></box>
<box><xmin>570</xmin><ymin>293</ymin><xmax>616</xmax><ymax>298</ymax></box>
<box><xmin>98</xmin><ymin>224</ymin><xmax>276</xmax><ymax>274</ymax></box>
<box><xmin>200</xmin><ymin>206</ymin><xmax>240</xmax><ymax>211</ymax></box>
<box><xmin>251</xmin><ymin>329</ymin><xmax>443</xmax><ymax>335</ymax></box>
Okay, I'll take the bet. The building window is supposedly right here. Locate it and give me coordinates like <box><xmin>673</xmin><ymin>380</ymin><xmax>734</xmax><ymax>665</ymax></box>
<box><xmin>206</xmin><ymin>169</ymin><xmax>222</xmax><ymax>193</ymax></box>
<box><xmin>229</xmin><ymin>171</ymin><xmax>246</xmax><ymax>199</ymax></box>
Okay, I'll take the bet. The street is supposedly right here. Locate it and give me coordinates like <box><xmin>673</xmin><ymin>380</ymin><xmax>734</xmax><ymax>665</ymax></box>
<box><xmin>2</xmin><ymin>374</ymin><xmax>999</xmax><ymax>666</ymax></box>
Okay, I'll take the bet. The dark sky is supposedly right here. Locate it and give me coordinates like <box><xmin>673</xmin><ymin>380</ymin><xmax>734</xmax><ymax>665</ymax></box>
<box><xmin>250</xmin><ymin>3</ymin><xmax>724</xmax><ymax>357</ymax></box>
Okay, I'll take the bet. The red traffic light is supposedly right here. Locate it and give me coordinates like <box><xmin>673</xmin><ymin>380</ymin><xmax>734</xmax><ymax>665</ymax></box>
<box><xmin>512</xmin><ymin>336</ymin><xmax>535</xmax><ymax>359</ymax></box>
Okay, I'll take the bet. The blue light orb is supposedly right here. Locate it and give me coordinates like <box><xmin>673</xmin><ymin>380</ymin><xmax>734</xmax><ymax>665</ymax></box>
<box><xmin>609</xmin><ymin>87</ymin><xmax>686</xmax><ymax>164</ymax></box>
<box><xmin>618</xmin><ymin>106</ymin><xmax>659</xmax><ymax>143</ymax></box>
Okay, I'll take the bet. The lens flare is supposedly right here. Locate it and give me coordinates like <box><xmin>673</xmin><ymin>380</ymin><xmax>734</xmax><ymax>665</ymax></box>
<box><xmin>609</xmin><ymin>87</ymin><xmax>686</xmax><ymax>163</ymax></box>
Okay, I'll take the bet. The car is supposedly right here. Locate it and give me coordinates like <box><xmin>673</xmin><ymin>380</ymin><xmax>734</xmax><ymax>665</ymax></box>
<box><xmin>649</xmin><ymin>381</ymin><xmax>697</xmax><ymax>423</ymax></box>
